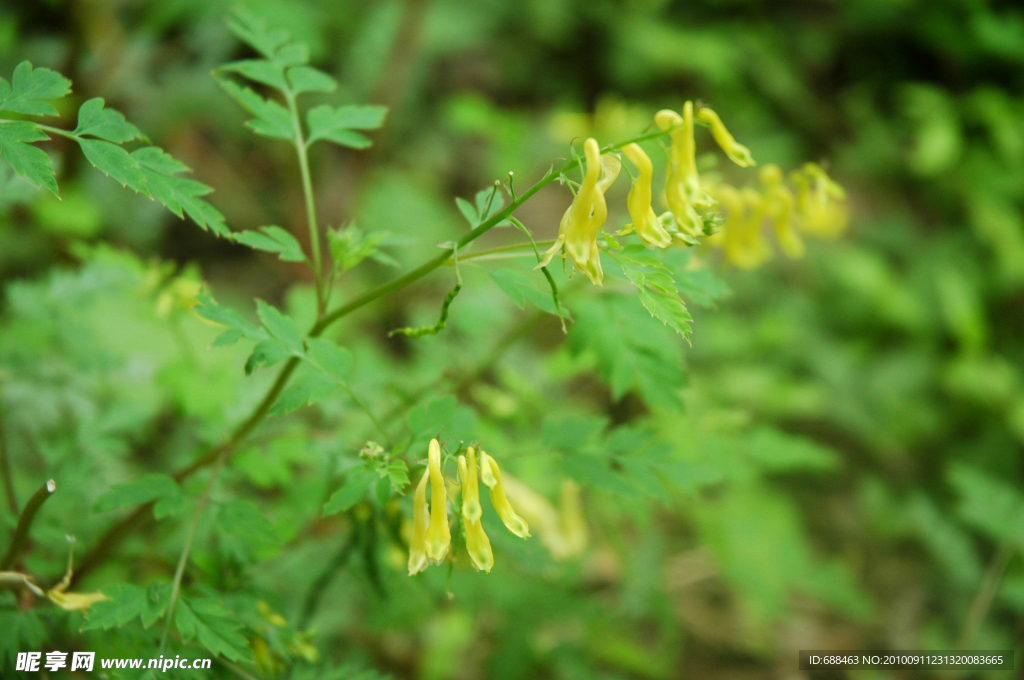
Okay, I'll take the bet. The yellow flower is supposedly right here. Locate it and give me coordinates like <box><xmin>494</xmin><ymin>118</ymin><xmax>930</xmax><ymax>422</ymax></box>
<box><xmin>500</xmin><ymin>477</ymin><xmax>587</xmax><ymax>560</ymax></box>
<box><xmin>656</xmin><ymin>102</ymin><xmax>716</xmax><ymax>238</ymax></box>
<box><xmin>538</xmin><ymin>137</ymin><xmax>621</xmax><ymax>285</ymax></box>
<box><xmin>458</xmin><ymin>448</ymin><xmax>493</xmax><ymax>573</ymax></box>
<box><xmin>407</xmin><ymin>468</ymin><xmax>430</xmax><ymax>575</ymax></box>
<box><xmin>759</xmin><ymin>164</ymin><xmax>804</xmax><ymax>258</ymax></box>
<box><xmin>791</xmin><ymin>162</ymin><xmax>848</xmax><ymax>239</ymax></box>
<box><xmin>696</xmin><ymin>107</ymin><xmax>756</xmax><ymax>168</ymax></box>
<box><xmin>47</xmin><ymin>589</ymin><xmax>109</xmax><ymax>612</ymax></box>
<box><xmin>423</xmin><ymin>438</ymin><xmax>450</xmax><ymax>563</ymax></box>
<box><xmin>479</xmin><ymin>451</ymin><xmax>530</xmax><ymax>538</ymax></box>
<box><xmin>707</xmin><ymin>184</ymin><xmax>771</xmax><ymax>269</ymax></box>
<box><xmin>619</xmin><ymin>143</ymin><xmax>672</xmax><ymax>249</ymax></box>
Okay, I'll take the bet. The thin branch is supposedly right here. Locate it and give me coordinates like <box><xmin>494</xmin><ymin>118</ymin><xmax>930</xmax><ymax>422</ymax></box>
<box><xmin>0</xmin><ymin>479</ymin><xmax>56</xmax><ymax>570</ymax></box>
<box><xmin>0</xmin><ymin>405</ymin><xmax>17</xmax><ymax>516</ymax></box>
<box><xmin>298</xmin><ymin>524</ymin><xmax>359</xmax><ymax>628</ymax></box>
<box><xmin>72</xmin><ymin>124</ymin><xmax>677</xmax><ymax>584</ymax></box>
<box><xmin>958</xmin><ymin>542</ymin><xmax>1014</xmax><ymax>649</ymax></box>
<box><xmin>285</xmin><ymin>90</ymin><xmax>324</xmax><ymax>314</ymax></box>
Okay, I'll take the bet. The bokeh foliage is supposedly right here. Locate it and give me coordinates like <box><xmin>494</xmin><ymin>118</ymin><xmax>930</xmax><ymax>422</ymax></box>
<box><xmin>1</xmin><ymin>0</ymin><xmax>1023</xmax><ymax>678</ymax></box>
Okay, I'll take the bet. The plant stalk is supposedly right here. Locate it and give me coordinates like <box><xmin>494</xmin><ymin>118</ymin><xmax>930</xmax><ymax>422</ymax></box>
<box><xmin>0</xmin><ymin>479</ymin><xmax>56</xmax><ymax>570</ymax></box>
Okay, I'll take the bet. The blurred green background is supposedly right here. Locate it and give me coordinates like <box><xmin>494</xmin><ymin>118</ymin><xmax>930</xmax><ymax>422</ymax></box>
<box><xmin>1</xmin><ymin>0</ymin><xmax>1023</xmax><ymax>678</ymax></box>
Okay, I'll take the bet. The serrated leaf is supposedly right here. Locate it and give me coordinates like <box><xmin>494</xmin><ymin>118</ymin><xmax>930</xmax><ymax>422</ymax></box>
<box><xmin>305</xmin><ymin>337</ymin><xmax>353</xmax><ymax>381</ymax></box>
<box><xmin>82</xmin><ymin>583</ymin><xmax>169</xmax><ymax>631</ymax></box>
<box><xmin>195</xmin><ymin>293</ymin><xmax>267</xmax><ymax>341</ymax></box>
<box><xmin>73</xmin><ymin>98</ymin><xmax>141</xmax><ymax>143</ymax></box>
<box><xmin>132</xmin><ymin>145</ymin><xmax>190</xmax><ymax>175</ymax></box>
<box><xmin>636</xmin><ymin>288</ymin><xmax>692</xmax><ymax>338</ymax></box>
<box><xmin>212</xmin><ymin>329</ymin><xmax>242</xmax><ymax>347</ymax></box>
<box><xmin>269</xmin><ymin>372</ymin><xmax>336</xmax><ymax>415</ymax></box>
<box><xmin>323</xmin><ymin>468</ymin><xmax>377</xmax><ymax>515</ymax></box>
<box><xmin>0</xmin><ymin>61</ymin><xmax>71</xmax><ymax>116</ymax></box>
<box><xmin>0</xmin><ymin>121</ymin><xmax>57</xmax><ymax>195</ymax></box>
<box><xmin>387</xmin><ymin>459</ymin><xmax>410</xmax><ymax>491</ymax></box>
<box><xmin>256</xmin><ymin>299</ymin><xmax>304</xmax><ymax>354</ymax></box>
<box><xmin>307</xmin><ymin>104</ymin><xmax>387</xmax><ymax>147</ymax></box>
<box><xmin>232</xmin><ymin>225</ymin><xmax>306</xmax><ymax>262</ymax></box>
<box><xmin>948</xmin><ymin>464</ymin><xmax>1024</xmax><ymax>550</ymax></box>
<box><xmin>486</xmin><ymin>267</ymin><xmax>561</xmax><ymax>315</ymax></box>
<box><xmin>93</xmin><ymin>473</ymin><xmax>181</xmax><ymax>514</ymax></box>
<box><xmin>217</xmin><ymin>77</ymin><xmax>293</xmax><ymax>140</ymax></box>
<box><xmin>245</xmin><ymin>338</ymin><xmax>292</xmax><ymax>374</ymax></box>
<box><xmin>287</xmin><ymin>66</ymin><xmax>337</xmax><ymax>94</ymax></box>
<box><xmin>78</xmin><ymin>138</ymin><xmax>150</xmax><ymax>195</ymax></box>
<box><xmin>328</xmin><ymin>224</ymin><xmax>387</xmax><ymax>274</ymax></box>
<box><xmin>227</xmin><ymin>8</ymin><xmax>290</xmax><ymax>60</ymax></box>
<box><xmin>219</xmin><ymin>59</ymin><xmax>287</xmax><ymax>91</ymax></box>
<box><xmin>175</xmin><ymin>598</ymin><xmax>249</xmax><ymax>662</ymax></box>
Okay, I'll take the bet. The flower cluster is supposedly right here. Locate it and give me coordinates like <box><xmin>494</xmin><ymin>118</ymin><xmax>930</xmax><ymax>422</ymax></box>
<box><xmin>539</xmin><ymin>101</ymin><xmax>848</xmax><ymax>282</ymax></box>
<box><xmin>408</xmin><ymin>439</ymin><xmax>531</xmax><ymax>575</ymax></box>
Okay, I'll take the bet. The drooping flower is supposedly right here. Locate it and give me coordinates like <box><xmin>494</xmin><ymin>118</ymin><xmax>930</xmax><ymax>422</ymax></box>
<box><xmin>696</xmin><ymin>107</ymin><xmax>756</xmax><ymax>168</ymax></box>
<box><xmin>423</xmin><ymin>438</ymin><xmax>450</xmax><ymax>563</ymax></box>
<box><xmin>479</xmin><ymin>451</ymin><xmax>531</xmax><ymax>538</ymax></box>
<box><xmin>619</xmin><ymin>143</ymin><xmax>672</xmax><ymax>249</ymax></box>
<box><xmin>407</xmin><ymin>468</ymin><xmax>430</xmax><ymax>575</ymax></box>
<box><xmin>500</xmin><ymin>476</ymin><xmax>587</xmax><ymax>560</ymax></box>
<box><xmin>458</xmin><ymin>448</ymin><xmax>494</xmax><ymax>573</ymax></box>
<box><xmin>791</xmin><ymin>162</ymin><xmax>848</xmax><ymax>239</ymax></box>
<box><xmin>759</xmin><ymin>164</ymin><xmax>804</xmax><ymax>258</ymax></box>
<box><xmin>707</xmin><ymin>183</ymin><xmax>771</xmax><ymax>269</ymax></box>
<box><xmin>656</xmin><ymin>103</ymin><xmax>709</xmax><ymax>238</ymax></box>
<box><xmin>538</xmin><ymin>137</ymin><xmax>621</xmax><ymax>285</ymax></box>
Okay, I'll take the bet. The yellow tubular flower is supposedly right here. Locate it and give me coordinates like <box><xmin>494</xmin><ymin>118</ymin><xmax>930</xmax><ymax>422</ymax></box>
<box><xmin>407</xmin><ymin>468</ymin><xmax>430</xmax><ymax>575</ymax></box>
<box><xmin>459</xmin><ymin>448</ymin><xmax>494</xmax><ymax>572</ymax></box>
<box><xmin>501</xmin><ymin>475</ymin><xmax>587</xmax><ymax>559</ymax></box>
<box><xmin>737</xmin><ymin>188</ymin><xmax>773</xmax><ymax>268</ymax></box>
<box><xmin>620</xmin><ymin>143</ymin><xmax>672</xmax><ymax>249</ymax></box>
<box><xmin>478</xmin><ymin>451</ymin><xmax>530</xmax><ymax>538</ymax></box>
<box><xmin>558</xmin><ymin>480</ymin><xmax>588</xmax><ymax>557</ymax></box>
<box><xmin>760</xmin><ymin>164</ymin><xmax>804</xmax><ymax>258</ymax></box>
<box><xmin>792</xmin><ymin>163</ymin><xmax>849</xmax><ymax>239</ymax></box>
<box><xmin>538</xmin><ymin>137</ymin><xmax>620</xmax><ymax>286</ymax></box>
<box><xmin>423</xmin><ymin>439</ymin><xmax>450</xmax><ymax>563</ymax></box>
<box><xmin>656</xmin><ymin>103</ymin><xmax>711</xmax><ymax>237</ymax></box>
<box><xmin>696</xmin><ymin>108</ymin><xmax>756</xmax><ymax>168</ymax></box>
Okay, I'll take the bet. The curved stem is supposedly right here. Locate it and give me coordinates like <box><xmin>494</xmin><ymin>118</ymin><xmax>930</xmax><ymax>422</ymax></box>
<box><xmin>285</xmin><ymin>91</ymin><xmax>324</xmax><ymax>313</ymax></box>
<box><xmin>0</xmin><ymin>479</ymin><xmax>56</xmax><ymax>570</ymax></box>
<box><xmin>73</xmin><ymin>125</ymin><xmax>676</xmax><ymax>584</ymax></box>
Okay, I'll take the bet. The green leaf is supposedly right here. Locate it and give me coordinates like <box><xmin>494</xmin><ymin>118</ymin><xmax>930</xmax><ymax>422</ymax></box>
<box><xmin>82</xmin><ymin>583</ymin><xmax>169</xmax><ymax>631</ymax></box>
<box><xmin>486</xmin><ymin>267</ymin><xmax>561</xmax><ymax>315</ymax></box>
<box><xmin>217</xmin><ymin>76</ymin><xmax>293</xmax><ymax>140</ymax></box>
<box><xmin>78</xmin><ymin>138</ymin><xmax>149</xmax><ymax>195</ymax></box>
<box><xmin>305</xmin><ymin>337</ymin><xmax>353</xmax><ymax>381</ymax></box>
<box><xmin>407</xmin><ymin>395</ymin><xmax>458</xmax><ymax>437</ymax></box>
<box><xmin>219</xmin><ymin>59</ymin><xmax>287</xmax><ymax>91</ymax></box>
<box><xmin>226</xmin><ymin>8</ymin><xmax>291</xmax><ymax>60</ymax></box>
<box><xmin>456</xmin><ymin>197</ymin><xmax>478</xmax><ymax>226</ymax></box>
<box><xmin>287</xmin><ymin>65</ymin><xmax>337</xmax><ymax>94</ymax></box>
<box><xmin>386</xmin><ymin>459</ymin><xmax>410</xmax><ymax>491</ymax></box>
<box><xmin>132</xmin><ymin>147</ymin><xmax>228</xmax><ymax>236</ymax></box>
<box><xmin>948</xmin><ymin>463</ymin><xmax>1024</xmax><ymax>550</ymax></box>
<box><xmin>175</xmin><ymin>597</ymin><xmax>250</xmax><ymax>662</ymax></box>
<box><xmin>73</xmin><ymin>98</ymin><xmax>141</xmax><ymax>143</ymax></box>
<box><xmin>245</xmin><ymin>338</ymin><xmax>292</xmax><ymax>374</ymax></box>
<box><xmin>256</xmin><ymin>299</ymin><xmax>304</xmax><ymax>354</ymax></box>
<box><xmin>269</xmin><ymin>372</ymin><xmax>336</xmax><ymax>415</ymax></box>
<box><xmin>0</xmin><ymin>121</ymin><xmax>57</xmax><ymax>195</ymax></box>
<box><xmin>0</xmin><ymin>61</ymin><xmax>72</xmax><ymax>116</ymax></box>
<box><xmin>744</xmin><ymin>428</ymin><xmax>840</xmax><ymax>472</ymax></box>
<box><xmin>306</xmin><ymin>104</ymin><xmax>387</xmax><ymax>148</ymax></box>
<box><xmin>93</xmin><ymin>473</ymin><xmax>182</xmax><ymax>514</ymax></box>
<box><xmin>218</xmin><ymin>499</ymin><xmax>278</xmax><ymax>547</ymax></box>
<box><xmin>323</xmin><ymin>468</ymin><xmax>377</xmax><ymax>515</ymax></box>
<box><xmin>232</xmin><ymin>225</ymin><xmax>306</xmax><ymax>262</ymax></box>
<box><xmin>328</xmin><ymin>223</ymin><xmax>388</xmax><ymax>274</ymax></box>
<box><xmin>613</xmin><ymin>247</ymin><xmax>692</xmax><ymax>339</ymax></box>
<box><xmin>195</xmin><ymin>293</ymin><xmax>268</xmax><ymax>342</ymax></box>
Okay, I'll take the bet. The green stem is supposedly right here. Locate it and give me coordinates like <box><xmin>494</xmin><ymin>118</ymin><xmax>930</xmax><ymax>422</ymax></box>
<box><xmin>958</xmin><ymin>542</ymin><xmax>1013</xmax><ymax>649</ymax></box>
<box><xmin>339</xmin><ymin>384</ymin><xmax>392</xmax><ymax>448</ymax></box>
<box><xmin>73</xmin><ymin>125</ymin><xmax>676</xmax><ymax>584</ymax></box>
<box><xmin>285</xmin><ymin>92</ymin><xmax>324</xmax><ymax>313</ymax></box>
<box><xmin>456</xmin><ymin>239</ymin><xmax>557</xmax><ymax>262</ymax></box>
<box><xmin>0</xmin><ymin>405</ymin><xmax>17</xmax><ymax>516</ymax></box>
<box><xmin>0</xmin><ymin>479</ymin><xmax>55</xmax><ymax>570</ymax></box>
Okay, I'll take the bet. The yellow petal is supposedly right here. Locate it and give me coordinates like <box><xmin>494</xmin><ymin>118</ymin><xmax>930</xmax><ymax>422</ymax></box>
<box><xmin>459</xmin><ymin>449</ymin><xmax>494</xmax><ymax>572</ymax></box>
<box><xmin>424</xmin><ymin>439</ymin><xmax>450</xmax><ymax>563</ymax></box>
<box><xmin>478</xmin><ymin>452</ymin><xmax>530</xmax><ymax>538</ymax></box>
<box><xmin>759</xmin><ymin>165</ymin><xmax>804</xmax><ymax>258</ymax></box>
<box><xmin>47</xmin><ymin>589</ymin><xmax>109</xmax><ymax>612</ymax></box>
<box><xmin>696</xmin><ymin>107</ymin><xmax>756</xmax><ymax>168</ymax></box>
<box><xmin>621</xmin><ymin>143</ymin><xmax>671</xmax><ymax>249</ymax></box>
<box><xmin>407</xmin><ymin>468</ymin><xmax>430</xmax><ymax>575</ymax></box>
